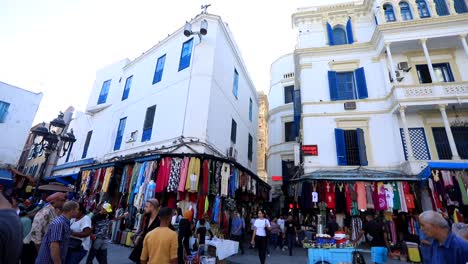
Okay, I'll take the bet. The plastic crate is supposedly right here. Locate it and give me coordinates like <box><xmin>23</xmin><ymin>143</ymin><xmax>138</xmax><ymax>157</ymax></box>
<box><xmin>308</xmin><ymin>248</ymin><xmax>354</xmax><ymax>264</ymax></box>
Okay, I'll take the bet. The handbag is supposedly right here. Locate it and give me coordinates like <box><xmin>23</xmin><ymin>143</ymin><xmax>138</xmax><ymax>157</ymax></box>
<box><xmin>353</xmin><ymin>250</ymin><xmax>366</xmax><ymax>264</ymax></box>
<box><xmin>68</xmin><ymin>238</ymin><xmax>83</xmax><ymax>249</ymax></box>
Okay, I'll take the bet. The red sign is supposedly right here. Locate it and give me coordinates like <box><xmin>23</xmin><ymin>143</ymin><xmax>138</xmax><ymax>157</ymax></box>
<box><xmin>272</xmin><ymin>176</ymin><xmax>283</xmax><ymax>181</ymax></box>
<box><xmin>302</xmin><ymin>145</ymin><xmax>318</xmax><ymax>156</ymax></box>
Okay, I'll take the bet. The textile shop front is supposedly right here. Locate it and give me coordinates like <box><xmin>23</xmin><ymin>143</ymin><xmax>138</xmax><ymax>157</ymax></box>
<box><xmin>76</xmin><ymin>153</ymin><xmax>270</xmax><ymax>246</ymax></box>
<box><xmin>288</xmin><ymin>168</ymin><xmax>429</xmax><ymax>256</ymax></box>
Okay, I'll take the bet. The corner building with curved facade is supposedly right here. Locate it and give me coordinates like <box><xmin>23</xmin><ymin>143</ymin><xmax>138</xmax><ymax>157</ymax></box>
<box><xmin>268</xmin><ymin>0</ymin><xmax>468</xmax><ymax>201</ymax></box>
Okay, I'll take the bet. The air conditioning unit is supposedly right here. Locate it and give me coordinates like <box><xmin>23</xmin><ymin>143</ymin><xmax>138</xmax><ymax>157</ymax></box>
<box><xmin>344</xmin><ymin>101</ymin><xmax>356</xmax><ymax>110</ymax></box>
<box><xmin>389</xmin><ymin>71</ymin><xmax>405</xmax><ymax>83</ymax></box>
<box><xmin>226</xmin><ymin>146</ymin><xmax>238</xmax><ymax>159</ymax></box>
<box><xmin>397</xmin><ymin>62</ymin><xmax>412</xmax><ymax>72</ymax></box>
<box><xmin>126</xmin><ymin>130</ymin><xmax>138</xmax><ymax>143</ymax></box>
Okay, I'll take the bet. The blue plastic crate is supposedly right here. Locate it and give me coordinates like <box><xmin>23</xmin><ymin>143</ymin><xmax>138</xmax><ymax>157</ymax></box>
<box><xmin>308</xmin><ymin>248</ymin><xmax>354</xmax><ymax>264</ymax></box>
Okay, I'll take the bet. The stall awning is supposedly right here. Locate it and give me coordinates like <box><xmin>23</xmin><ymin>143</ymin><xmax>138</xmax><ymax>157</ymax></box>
<box><xmin>81</xmin><ymin>162</ymin><xmax>119</xmax><ymax>171</ymax></box>
<box><xmin>418</xmin><ymin>162</ymin><xmax>468</xmax><ymax>180</ymax></box>
<box><xmin>0</xmin><ymin>168</ymin><xmax>13</xmax><ymax>186</ymax></box>
<box><xmin>52</xmin><ymin>158</ymin><xmax>95</xmax><ymax>172</ymax></box>
<box><xmin>44</xmin><ymin>173</ymin><xmax>79</xmax><ymax>185</ymax></box>
<box><xmin>291</xmin><ymin>167</ymin><xmax>419</xmax><ymax>182</ymax></box>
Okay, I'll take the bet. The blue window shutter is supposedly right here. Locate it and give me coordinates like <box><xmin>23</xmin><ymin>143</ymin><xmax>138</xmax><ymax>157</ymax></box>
<box><xmin>374</xmin><ymin>15</ymin><xmax>379</xmax><ymax>25</ymax></box>
<box><xmin>434</xmin><ymin>0</ymin><xmax>449</xmax><ymax>15</ymax></box>
<box><xmin>0</xmin><ymin>101</ymin><xmax>10</xmax><ymax>123</ymax></box>
<box><xmin>454</xmin><ymin>0</ymin><xmax>467</xmax><ymax>13</ymax></box>
<box><xmin>97</xmin><ymin>80</ymin><xmax>111</xmax><ymax>104</ymax></box>
<box><xmin>335</xmin><ymin>128</ymin><xmax>347</xmax><ymax>165</ymax></box>
<box><xmin>141</xmin><ymin>105</ymin><xmax>156</xmax><ymax>142</ymax></box>
<box><xmin>328</xmin><ymin>71</ymin><xmax>338</xmax><ymax>101</ymax></box>
<box><xmin>114</xmin><ymin>117</ymin><xmax>127</xmax><ymax>151</ymax></box>
<box><xmin>122</xmin><ymin>76</ymin><xmax>133</xmax><ymax>101</ymax></box>
<box><xmin>356</xmin><ymin>128</ymin><xmax>368</xmax><ymax>166</ymax></box>
<box><xmin>178</xmin><ymin>39</ymin><xmax>193</xmax><ymax>71</ymax></box>
<box><xmin>153</xmin><ymin>54</ymin><xmax>166</xmax><ymax>84</ymax></box>
<box><xmin>354</xmin><ymin>67</ymin><xmax>368</xmax><ymax>99</ymax></box>
<box><xmin>346</xmin><ymin>18</ymin><xmax>354</xmax><ymax>44</ymax></box>
<box><xmin>327</xmin><ymin>23</ymin><xmax>334</xmax><ymax>46</ymax></box>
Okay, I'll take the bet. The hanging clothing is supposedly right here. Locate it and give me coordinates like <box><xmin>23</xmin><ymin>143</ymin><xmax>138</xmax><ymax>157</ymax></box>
<box><xmin>345</xmin><ymin>183</ymin><xmax>352</xmax><ymax>214</ymax></box>
<box><xmin>325</xmin><ymin>182</ymin><xmax>335</xmax><ymax>209</ymax></box>
<box><xmin>391</xmin><ymin>182</ymin><xmax>401</xmax><ymax>210</ymax></box>
<box><xmin>167</xmin><ymin>158</ymin><xmax>182</xmax><ymax>192</ymax></box>
<box><xmin>178</xmin><ymin>157</ymin><xmax>190</xmax><ymax>192</ymax></box>
<box><xmin>384</xmin><ymin>183</ymin><xmax>394</xmax><ymax>211</ymax></box>
<box><xmin>119</xmin><ymin>166</ymin><xmax>129</xmax><ymax>193</ymax></box>
<box><xmin>220</xmin><ymin>163</ymin><xmax>230</xmax><ymax>197</ymax></box>
<box><xmin>156</xmin><ymin>158</ymin><xmax>171</xmax><ymax>192</ymax></box>
<box><xmin>365</xmin><ymin>183</ymin><xmax>374</xmax><ymax>209</ymax></box>
<box><xmin>335</xmin><ymin>183</ymin><xmax>346</xmax><ymax>213</ymax></box>
<box><xmin>128</xmin><ymin>163</ymin><xmax>142</xmax><ymax>205</ymax></box>
<box><xmin>213</xmin><ymin>196</ymin><xmax>221</xmax><ymax>224</ymax></box>
<box><xmin>455</xmin><ymin>174</ymin><xmax>468</xmax><ymax>205</ymax></box>
<box><xmin>144</xmin><ymin>180</ymin><xmax>156</xmax><ymax>204</ymax></box>
<box><xmin>356</xmin><ymin>182</ymin><xmax>367</xmax><ymax>211</ymax></box>
<box><xmin>397</xmin><ymin>182</ymin><xmax>408</xmax><ymax>212</ymax></box>
<box><xmin>351</xmin><ymin>217</ymin><xmax>363</xmax><ymax>242</ymax></box>
<box><xmin>200</xmin><ymin>160</ymin><xmax>210</xmax><ymax>195</ymax></box>
<box><xmin>215</xmin><ymin>161</ymin><xmax>222</xmax><ymax>195</ymax></box>
<box><xmin>229</xmin><ymin>168</ymin><xmax>238</xmax><ymax>198</ymax></box>
<box><xmin>441</xmin><ymin>170</ymin><xmax>454</xmax><ymax>187</ymax></box>
<box><xmin>185</xmin><ymin>158</ymin><xmax>201</xmax><ymax>192</ymax></box>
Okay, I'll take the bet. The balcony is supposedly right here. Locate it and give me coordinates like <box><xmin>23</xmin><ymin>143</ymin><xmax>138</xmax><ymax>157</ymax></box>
<box><xmin>393</xmin><ymin>81</ymin><xmax>468</xmax><ymax>101</ymax></box>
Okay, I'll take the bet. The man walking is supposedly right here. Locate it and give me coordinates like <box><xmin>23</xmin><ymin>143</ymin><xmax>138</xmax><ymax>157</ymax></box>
<box><xmin>35</xmin><ymin>201</ymin><xmax>79</xmax><ymax>264</ymax></box>
<box><xmin>353</xmin><ymin>213</ymin><xmax>391</xmax><ymax>264</ymax></box>
<box><xmin>0</xmin><ymin>191</ymin><xmax>23</xmax><ymax>264</ymax></box>
<box><xmin>419</xmin><ymin>210</ymin><xmax>468</xmax><ymax>264</ymax></box>
<box><xmin>284</xmin><ymin>215</ymin><xmax>298</xmax><ymax>256</ymax></box>
<box><xmin>141</xmin><ymin>207</ymin><xmax>178</xmax><ymax>264</ymax></box>
<box><xmin>231</xmin><ymin>210</ymin><xmax>245</xmax><ymax>254</ymax></box>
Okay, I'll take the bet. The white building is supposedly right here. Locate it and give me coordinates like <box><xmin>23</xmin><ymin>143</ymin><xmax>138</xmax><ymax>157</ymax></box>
<box><xmin>53</xmin><ymin>14</ymin><xmax>260</xmax><ymax>183</ymax></box>
<box><xmin>0</xmin><ymin>81</ymin><xmax>43</xmax><ymax>167</ymax></box>
<box><xmin>268</xmin><ymin>0</ymin><xmax>468</xmax><ymax>186</ymax></box>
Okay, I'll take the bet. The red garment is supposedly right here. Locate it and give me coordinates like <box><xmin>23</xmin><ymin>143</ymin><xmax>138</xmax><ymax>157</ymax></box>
<box><xmin>198</xmin><ymin>195</ymin><xmax>206</xmax><ymax>220</ymax></box>
<box><xmin>405</xmin><ymin>193</ymin><xmax>416</xmax><ymax>210</ymax></box>
<box><xmin>345</xmin><ymin>183</ymin><xmax>352</xmax><ymax>214</ymax></box>
<box><xmin>125</xmin><ymin>165</ymin><xmax>134</xmax><ymax>192</ymax></box>
<box><xmin>167</xmin><ymin>193</ymin><xmax>177</xmax><ymax>209</ymax></box>
<box><xmin>201</xmin><ymin>160</ymin><xmax>210</xmax><ymax>195</ymax></box>
<box><xmin>156</xmin><ymin>157</ymin><xmax>171</xmax><ymax>192</ymax></box>
<box><xmin>325</xmin><ymin>182</ymin><xmax>335</xmax><ymax>209</ymax></box>
<box><xmin>189</xmin><ymin>193</ymin><xmax>197</xmax><ymax>203</ymax></box>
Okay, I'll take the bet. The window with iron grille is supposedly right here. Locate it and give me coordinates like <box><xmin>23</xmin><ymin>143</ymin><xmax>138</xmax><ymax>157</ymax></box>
<box><xmin>400</xmin><ymin>128</ymin><xmax>431</xmax><ymax>160</ymax></box>
<box><xmin>335</xmin><ymin>128</ymin><xmax>368</xmax><ymax>166</ymax></box>
<box><xmin>142</xmin><ymin>106</ymin><xmax>156</xmax><ymax>142</ymax></box>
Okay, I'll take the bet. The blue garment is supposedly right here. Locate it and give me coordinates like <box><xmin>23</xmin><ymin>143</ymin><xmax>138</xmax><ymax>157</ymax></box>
<box><xmin>144</xmin><ymin>180</ymin><xmax>156</xmax><ymax>204</ymax></box>
<box><xmin>370</xmin><ymin>247</ymin><xmax>388</xmax><ymax>264</ymax></box>
<box><xmin>35</xmin><ymin>215</ymin><xmax>71</xmax><ymax>264</ymax></box>
<box><xmin>419</xmin><ymin>230</ymin><xmax>433</xmax><ymax>264</ymax></box>
<box><xmin>231</xmin><ymin>216</ymin><xmax>245</xmax><ymax>236</ymax></box>
<box><xmin>229</xmin><ymin>169</ymin><xmax>237</xmax><ymax>197</ymax></box>
<box><xmin>429</xmin><ymin>232</ymin><xmax>468</xmax><ymax>264</ymax></box>
<box><xmin>213</xmin><ymin>196</ymin><xmax>221</xmax><ymax>223</ymax></box>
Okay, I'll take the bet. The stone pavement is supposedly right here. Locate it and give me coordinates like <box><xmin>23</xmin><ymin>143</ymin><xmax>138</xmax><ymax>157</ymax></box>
<box><xmin>83</xmin><ymin>242</ymin><xmax>408</xmax><ymax>264</ymax></box>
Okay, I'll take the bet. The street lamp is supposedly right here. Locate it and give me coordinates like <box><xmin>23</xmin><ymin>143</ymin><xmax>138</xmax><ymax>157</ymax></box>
<box><xmin>31</xmin><ymin>112</ymin><xmax>76</xmax><ymax>192</ymax></box>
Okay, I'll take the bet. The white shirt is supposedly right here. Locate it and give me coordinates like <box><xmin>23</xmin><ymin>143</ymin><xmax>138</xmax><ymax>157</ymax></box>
<box><xmin>277</xmin><ymin>218</ymin><xmax>285</xmax><ymax>232</ymax></box>
<box><xmin>253</xmin><ymin>218</ymin><xmax>270</xmax><ymax>237</ymax></box>
<box><xmin>70</xmin><ymin>215</ymin><xmax>92</xmax><ymax>250</ymax></box>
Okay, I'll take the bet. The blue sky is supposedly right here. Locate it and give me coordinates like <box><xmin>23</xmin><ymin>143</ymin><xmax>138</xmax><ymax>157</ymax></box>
<box><xmin>0</xmin><ymin>0</ymin><xmax>353</xmax><ymax>124</ymax></box>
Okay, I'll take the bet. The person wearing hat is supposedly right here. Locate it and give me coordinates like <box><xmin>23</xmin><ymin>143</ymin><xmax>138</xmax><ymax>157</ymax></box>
<box><xmin>22</xmin><ymin>192</ymin><xmax>66</xmax><ymax>263</ymax></box>
<box><xmin>86</xmin><ymin>202</ymin><xmax>127</xmax><ymax>264</ymax></box>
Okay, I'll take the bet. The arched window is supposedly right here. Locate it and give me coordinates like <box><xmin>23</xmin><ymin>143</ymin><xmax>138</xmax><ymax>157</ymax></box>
<box><xmin>416</xmin><ymin>0</ymin><xmax>431</xmax><ymax>17</ymax></box>
<box><xmin>434</xmin><ymin>0</ymin><xmax>449</xmax><ymax>16</ymax></box>
<box><xmin>400</xmin><ymin>2</ymin><xmax>414</xmax><ymax>20</ymax></box>
<box><xmin>454</xmin><ymin>0</ymin><xmax>468</xmax><ymax>13</ymax></box>
<box><xmin>332</xmin><ymin>27</ymin><xmax>348</xmax><ymax>45</ymax></box>
<box><xmin>383</xmin><ymin>4</ymin><xmax>397</xmax><ymax>21</ymax></box>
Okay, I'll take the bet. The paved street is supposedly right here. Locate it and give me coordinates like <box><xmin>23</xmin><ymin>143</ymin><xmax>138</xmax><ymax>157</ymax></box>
<box><xmin>83</xmin><ymin>242</ymin><xmax>408</xmax><ymax>264</ymax></box>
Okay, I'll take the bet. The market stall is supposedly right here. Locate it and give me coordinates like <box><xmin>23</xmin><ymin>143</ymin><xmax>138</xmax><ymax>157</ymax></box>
<box><xmin>76</xmin><ymin>153</ymin><xmax>270</xmax><ymax>248</ymax></box>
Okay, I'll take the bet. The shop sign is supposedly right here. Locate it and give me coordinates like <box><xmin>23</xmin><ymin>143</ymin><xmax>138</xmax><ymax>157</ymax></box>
<box><xmin>272</xmin><ymin>176</ymin><xmax>282</xmax><ymax>181</ymax></box>
<box><xmin>302</xmin><ymin>145</ymin><xmax>318</xmax><ymax>156</ymax></box>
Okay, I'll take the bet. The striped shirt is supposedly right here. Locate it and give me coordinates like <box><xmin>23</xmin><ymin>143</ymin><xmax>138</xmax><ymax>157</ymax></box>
<box><xmin>35</xmin><ymin>215</ymin><xmax>71</xmax><ymax>264</ymax></box>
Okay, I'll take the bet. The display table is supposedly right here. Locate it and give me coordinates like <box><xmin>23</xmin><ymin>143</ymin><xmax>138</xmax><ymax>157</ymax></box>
<box><xmin>206</xmin><ymin>239</ymin><xmax>239</xmax><ymax>260</ymax></box>
<box><xmin>308</xmin><ymin>248</ymin><xmax>355</xmax><ymax>264</ymax></box>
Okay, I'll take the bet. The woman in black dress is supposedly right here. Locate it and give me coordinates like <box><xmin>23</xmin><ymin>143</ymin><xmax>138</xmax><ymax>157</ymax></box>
<box><xmin>177</xmin><ymin>210</ymin><xmax>193</xmax><ymax>264</ymax></box>
<box><xmin>128</xmin><ymin>199</ymin><xmax>160</xmax><ymax>263</ymax></box>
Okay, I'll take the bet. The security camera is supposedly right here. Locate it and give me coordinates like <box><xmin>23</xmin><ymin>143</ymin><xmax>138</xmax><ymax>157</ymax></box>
<box><xmin>184</xmin><ymin>22</ymin><xmax>192</xmax><ymax>37</ymax></box>
<box><xmin>200</xmin><ymin>19</ymin><xmax>208</xmax><ymax>35</ymax></box>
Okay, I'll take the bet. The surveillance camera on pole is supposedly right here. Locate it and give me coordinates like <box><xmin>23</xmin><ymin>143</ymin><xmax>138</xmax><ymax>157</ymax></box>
<box><xmin>184</xmin><ymin>19</ymin><xmax>208</xmax><ymax>40</ymax></box>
